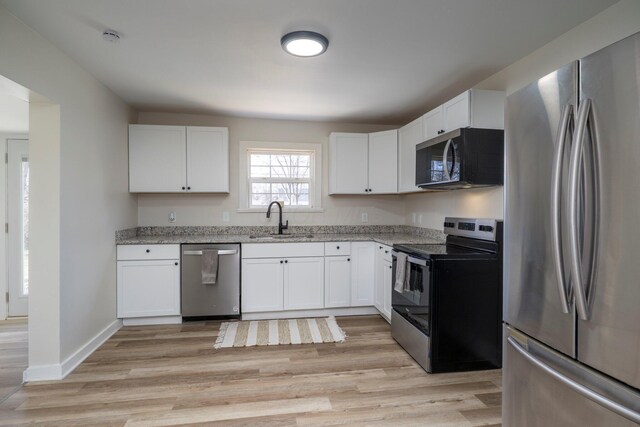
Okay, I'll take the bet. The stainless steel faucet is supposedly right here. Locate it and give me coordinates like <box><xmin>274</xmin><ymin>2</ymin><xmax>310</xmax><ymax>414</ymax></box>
<box><xmin>266</xmin><ymin>201</ymin><xmax>288</xmax><ymax>235</ymax></box>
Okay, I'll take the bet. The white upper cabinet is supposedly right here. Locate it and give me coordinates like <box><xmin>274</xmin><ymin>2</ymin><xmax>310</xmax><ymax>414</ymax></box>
<box><xmin>421</xmin><ymin>89</ymin><xmax>505</xmax><ymax>141</ymax></box>
<box><xmin>368</xmin><ymin>130</ymin><xmax>398</xmax><ymax>194</ymax></box>
<box><xmin>329</xmin><ymin>130</ymin><xmax>398</xmax><ymax>195</ymax></box>
<box><xmin>186</xmin><ymin>126</ymin><xmax>229</xmax><ymax>192</ymax></box>
<box><xmin>329</xmin><ymin>132</ymin><xmax>369</xmax><ymax>194</ymax></box>
<box><xmin>398</xmin><ymin>116</ymin><xmax>425</xmax><ymax>193</ymax></box>
<box><xmin>422</xmin><ymin>107</ymin><xmax>444</xmax><ymax>141</ymax></box>
<box><xmin>129</xmin><ymin>125</ymin><xmax>186</xmax><ymax>193</ymax></box>
<box><xmin>129</xmin><ymin>124</ymin><xmax>229</xmax><ymax>193</ymax></box>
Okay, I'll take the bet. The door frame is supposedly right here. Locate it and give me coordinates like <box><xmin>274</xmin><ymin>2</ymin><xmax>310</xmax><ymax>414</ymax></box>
<box><xmin>1</xmin><ymin>134</ymin><xmax>29</xmax><ymax>320</ymax></box>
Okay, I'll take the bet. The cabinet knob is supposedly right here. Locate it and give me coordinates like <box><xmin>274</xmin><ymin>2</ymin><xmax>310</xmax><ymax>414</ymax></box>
<box><xmin>385</xmin><ymin>250</ymin><xmax>389</xmax><ymax>254</ymax></box>
<box><xmin>146</xmin><ymin>249</ymin><xmax>150</xmax><ymax>253</ymax></box>
<box><xmin>389</xmin><ymin>265</ymin><xmax>392</xmax><ymax>269</ymax></box>
<box><xmin>379</xmin><ymin>246</ymin><xmax>382</xmax><ymax>249</ymax></box>
<box><xmin>280</xmin><ymin>260</ymin><xmax>283</xmax><ymax>264</ymax></box>
<box><xmin>284</xmin><ymin>260</ymin><xmax>288</xmax><ymax>263</ymax></box>
<box><xmin>347</xmin><ymin>258</ymin><xmax>350</xmax><ymax>262</ymax></box>
<box><xmin>182</xmin><ymin>186</ymin><xmax>186</xmax><ymax>190</ymax></box>
<box><xmin>187</xmin><ymin>186</ymin><xmax>191</xmax><ymax>190</ymax></box>
<box><xmin>174</xmin><ymin>262</ymin><xmax>178</xmax><ymax>266</ymax></box>
<box><xmin>336</xmin><ymin>246</ymin><xmax>340</xmax><ymax>250</ymax></box>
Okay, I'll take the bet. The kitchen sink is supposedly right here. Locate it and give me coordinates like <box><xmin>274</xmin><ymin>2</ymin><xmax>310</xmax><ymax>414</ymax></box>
<box><xmin>249</xmin><ymin>234</ymin><xmax>314</xmax><ymax>240</ymax></box>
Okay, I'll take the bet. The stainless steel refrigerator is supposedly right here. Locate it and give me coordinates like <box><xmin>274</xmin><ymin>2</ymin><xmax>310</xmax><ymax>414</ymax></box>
<box><xmin>503</xmin><ymin>32</ymin><xmax>640</xmax><ymax>426</ymax></box>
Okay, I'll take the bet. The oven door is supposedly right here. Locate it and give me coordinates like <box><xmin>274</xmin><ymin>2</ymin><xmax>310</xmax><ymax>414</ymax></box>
<box><xmin>392</xmin><ymin>252</ymin><xmax>432</xmax><ymax>335</ymax></box>
<box><xmin>416</xmin><ymin>137</ymin><xmax>460</xmax><ymax>186</ymax></box>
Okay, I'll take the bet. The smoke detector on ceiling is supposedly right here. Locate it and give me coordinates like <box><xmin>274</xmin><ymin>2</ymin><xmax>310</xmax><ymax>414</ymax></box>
<box><xmin>102</xmin><ymin>30</ymin><xmax>121</xmax><ymax>43</ymax></box>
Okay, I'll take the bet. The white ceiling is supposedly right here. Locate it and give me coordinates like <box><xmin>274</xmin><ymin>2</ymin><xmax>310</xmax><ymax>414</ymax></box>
<box><xmin>0</xmin><ymin>0</ymin><xmax>617</xmax><ymax>124</ymax></box>
<box><xmin>0</xmin><ymin>91</ymin><xmax>28</xmax><ymax>134</ymax></box>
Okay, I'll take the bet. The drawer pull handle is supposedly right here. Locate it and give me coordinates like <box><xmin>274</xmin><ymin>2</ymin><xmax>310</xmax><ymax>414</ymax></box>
<box><xmin>183</xmin><ymin>250</ymin><xmax>238</xmax><ymax>256</ymax></box>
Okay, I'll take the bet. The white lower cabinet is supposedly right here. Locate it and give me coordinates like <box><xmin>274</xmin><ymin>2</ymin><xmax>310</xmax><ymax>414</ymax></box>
<box><xmin>374</xmin><ymin>243</ymin><xmax>393</xmax><ymax>322</ymax></box>
<box><xmin>325</xmin><ymin>256</ymin><xmax>352</xmax><ymax>308</ymax></box>
<box><xmin>241</xmin><ymin>258</ymin><xmax>285</xmax><ymax>313</ymax></box>
<box><xmin>284</xmin><ymin>257</ymin><xmax>325</xmax><ymax>310</ymax></box>
<box><xmin>350</xmin><ymin>242</ymin><xmax>375</xmax><ymax>306</ymax></box>
<box><xmin>116</xmin><ymin>244</ymin><xmax>181</xmax><ymax>320</ymax></box>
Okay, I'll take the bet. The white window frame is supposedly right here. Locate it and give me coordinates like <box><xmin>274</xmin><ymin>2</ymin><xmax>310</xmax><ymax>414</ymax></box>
<box><xmin>238</xmin><ymin>141</ymin><xmax>323</xmax><ymax>212</ymax></box>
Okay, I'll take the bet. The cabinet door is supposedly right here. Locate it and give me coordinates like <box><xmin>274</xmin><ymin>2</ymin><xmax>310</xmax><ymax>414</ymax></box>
<box><xmin>398</xmin><ymin>117</ymin><xmax>425</xmax><ymax>193</ymax></box>
<box><xmin>117</xmin><ymin>260</ymin><xmax>180</xmax><ymax>318</ymax></box>
<box><xmin>351</xmin><ymin>242</ymin><xmax>375</xmax><ymax>306</ymax></box>
<box><xmin>329</xmin><ymin>133</ymin><xmax>369</xmax><ymax>194</ymax></box>
<box><xmin>242</xmin><ymin>258</ymin><xmax>284</xmax><ymax>313</ymax></box>
<box><xmin>422</xmin><ymin>107</ymin><xmax>444</xmax><ymax>140</ymax></box>
<box><xmin>129</xmin><ymin>125</ymin><xmax>186</xmax><ymax>192</ymax></box>
<box><xmin>186</xmin><ymin>126</ymin><xmax>229</xmax><ymax>193</ymax></box>
<box><xmin>383</xmin><ymin>259</ymin><xmax>393</xmax><ymax>320</ymax></box>
<box><xmin>368</xmin><ymin>130</ymin><xmax>398</xmax><ymax>194</ymax></box>
<box><xmin>443</xmin><ymin>91</ymin><xmax>471</xmax><ymax>131</ymax></box>
<box><xmin>284</xmin><ymin>257</ymin><xmax>324</xmax><ymax>310</ymax></box>
<box><xmin>374</xmin><ymin>245</ymin><xmax>386</xmax><ymax>312</ymax></box>
<box><xmin>325</xmin><ymin>256</ymin><xmax>351</xmax><ymax>308</ymax></box>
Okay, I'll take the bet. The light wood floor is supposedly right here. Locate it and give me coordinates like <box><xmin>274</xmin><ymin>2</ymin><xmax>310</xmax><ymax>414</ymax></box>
<box><xmin>0</xmin><ymin>315</ymin><xmax>502</xmax><ymax>426</ymax></box>
<box><xmin>0</xmin><ymin>318</ymin><xmax>27</xmax><ymax>404</ymax></box>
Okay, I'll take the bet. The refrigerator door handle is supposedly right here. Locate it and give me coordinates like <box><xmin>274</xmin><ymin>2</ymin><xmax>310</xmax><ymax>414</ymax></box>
<box><xmin>507</xmin><ymin>336</ymin><xmax>640</xmax><ymax>424</ymax></box>
<box><xmin>550</xmin><ymin>103</ymin><xmax>574</xmax><ymax>314</ymax></box>
<box><xmin>443</xmin><ymin>139</ymin><xmax>453</xmax><ymax>181</ymax></box>
<box><xmin>568</xmin><ymin>99</ymin><xmax>596</xmax><ymax>321</ymax></box>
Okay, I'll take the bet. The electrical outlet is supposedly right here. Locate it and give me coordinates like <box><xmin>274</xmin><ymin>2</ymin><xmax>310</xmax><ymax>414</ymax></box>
<box><xmin>412</xmin><ymin>213</ymin><xmax>417</xmax><ymax>224</ymax></box>
<box><xmin>361</xmin><ymin>212</ymin><xmax>368</xmax><ymax>223</ymax></box>
<box><xmin>222</xmin><ymin>211</ymin><xmax>230</xmax><ymax>222</ymax></box>
<box><xmin>418</xmin><ymin>214</ymin><xmax>423</xmax><ymax>224</ymax></box>
<box><xmin>168</xmin><ymin>212</ymin><xmax>176</xmax><ymax>223</ymax></box>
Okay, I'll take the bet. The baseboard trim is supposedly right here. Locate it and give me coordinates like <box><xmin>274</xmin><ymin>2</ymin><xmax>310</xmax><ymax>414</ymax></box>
<box><xmin>122</xmin><ymin>315</ymin><xmax>182</xmax><ymax>326</ymax></box>
<box><xmin>23</xmin><ymin>319</ymin><xmax>122</xmax><ymax>383</ymax></box>
<box><xmin>241</xmin><ymin>306</ymin><xmax>378</xmax><ymax>321</ymax></box>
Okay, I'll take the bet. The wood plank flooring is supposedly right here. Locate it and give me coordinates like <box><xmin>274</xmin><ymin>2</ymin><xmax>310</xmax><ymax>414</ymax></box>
<box><xmin>0</xmin><ymin>315</ymin><xmax>502</xmax><ymax>426</ymax></box>
<box><xmin>0</xmin><ymin>318</ymin><xmax>27</xmax><ymax>403</ymax></box>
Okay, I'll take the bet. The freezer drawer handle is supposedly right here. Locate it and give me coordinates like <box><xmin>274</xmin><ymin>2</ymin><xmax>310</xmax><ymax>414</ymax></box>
<box><xmin>507</xmin><ymin>336</ymin><xmax>640</xmax><ymax>424</ymax></box>
<box><xmin>183</xmin><ymin>250</ymin><xmax>237</xmax><ymax>256</ymax></box>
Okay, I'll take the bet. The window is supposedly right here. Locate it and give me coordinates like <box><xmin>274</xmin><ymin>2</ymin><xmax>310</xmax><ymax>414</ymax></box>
<box><xmin>248</xmin><ymin>150</ymin><xmax>313</xmax><ymax>208</ymax></box>
<box><xmin>239</xmin><ymin>141</ymin><xmax>322</xmax><ymax>212</ymax></box>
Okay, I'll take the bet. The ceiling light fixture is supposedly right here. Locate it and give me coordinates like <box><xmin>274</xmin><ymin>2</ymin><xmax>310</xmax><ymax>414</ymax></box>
<box><xmin>102</xmin><ymin>29</ymin><xmax>121</xmax><ymax>43</ymax></box>
<box><xmin>281</xmin><ymin>31</ymin><xmax>328</xmax><ymax>57</ymax></box>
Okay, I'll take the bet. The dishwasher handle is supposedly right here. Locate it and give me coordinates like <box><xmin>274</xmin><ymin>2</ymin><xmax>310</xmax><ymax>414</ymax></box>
<box><xmin>183</xmin><ymin>249</ymin><xmax>238</xmax><ymax>256</ymax></box>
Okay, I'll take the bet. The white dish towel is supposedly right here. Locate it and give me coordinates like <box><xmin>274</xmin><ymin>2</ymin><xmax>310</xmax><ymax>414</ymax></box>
<box><xmin>394</xmin><ymin>252</ymin><xmax>408</xmax><ymax>292</ymax></box>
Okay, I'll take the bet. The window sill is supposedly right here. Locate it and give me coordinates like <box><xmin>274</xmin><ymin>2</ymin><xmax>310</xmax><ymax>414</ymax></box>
<box><xmin>237</xmin><ymin>208</ymin><xmax>325</xmax><ymax>213</ymax></box>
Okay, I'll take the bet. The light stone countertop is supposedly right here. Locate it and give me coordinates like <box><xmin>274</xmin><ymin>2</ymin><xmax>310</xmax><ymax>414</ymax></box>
<box><xmin>115</xmin><ymin>232</ymin><xmax>444</xmax><ymax>246</ymax></box>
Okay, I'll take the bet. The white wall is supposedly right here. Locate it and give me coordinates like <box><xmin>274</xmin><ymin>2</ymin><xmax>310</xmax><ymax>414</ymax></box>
<box><xmin>405</xmin><ymin>0</ymin><xmax>640</xmax><ymax>230</ymax></box>
<box><xmin>0</xmin><ymin>6</ymin><xmax>137</xmax><ymax>377</ymax></box>
<box><xmin>136</xmin><ymin>112</ymin><xmax>405</xmax><ymax>227</ymax></box>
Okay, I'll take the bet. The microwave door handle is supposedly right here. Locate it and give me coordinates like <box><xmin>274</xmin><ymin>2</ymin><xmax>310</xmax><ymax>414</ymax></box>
<box><xmin>443</xmin><ymin>139</ymin><xmax>453</xmax><ymax>181</ymax></box>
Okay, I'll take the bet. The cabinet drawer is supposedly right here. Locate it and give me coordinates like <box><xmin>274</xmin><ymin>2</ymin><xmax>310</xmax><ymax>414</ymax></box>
<box><xmin>242</xmin><ymin>242</ymin><xmax>324</xmax><ymax>259</ymax></box>
<box><xmin>324</xmin><ymin>242</ymin><xmax>351</xmax><ymax>256</ymax></box>
<box><xmin>117</xmin><ymin>244</ymin><xmax>180</xmax><ymax>261</ymax></box>
<box><xmin>376</xmin><ymin>244</ymin><xmax>393</xmax><ymax>262</ymax></box>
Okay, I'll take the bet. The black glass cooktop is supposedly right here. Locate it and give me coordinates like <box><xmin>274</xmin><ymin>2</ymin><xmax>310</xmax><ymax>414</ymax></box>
<box><xmin>393</xmin><ymin>243</ymin><xmax>497</xmax><ymax>259</ymax></box>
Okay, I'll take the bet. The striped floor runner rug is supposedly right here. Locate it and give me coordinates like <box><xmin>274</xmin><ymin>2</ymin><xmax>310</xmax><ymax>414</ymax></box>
<box><xmin>214</xmin><ymin>316</ymin><xmax>346</xmax><ymax>349</ymax></box>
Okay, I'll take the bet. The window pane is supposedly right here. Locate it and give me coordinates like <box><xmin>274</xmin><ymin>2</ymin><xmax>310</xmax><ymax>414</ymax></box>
<box><xmin>250</xmin><ymin>166</ymin><xmax>270</xmax><ymax>178</ymax></box>
<box><xmin>251</xmin><ymin>193</ymin><xmax>273</xmax><ymax>206</ymax></box>
<box><xmin>251</xmin><ymin>183</ymin><xmax>271</xmax><ymax>194</ymax></box>
<box><xmin>250</xmin><ymin>153</ymin><xmax>270</xmax><ymax>166</ymax></box>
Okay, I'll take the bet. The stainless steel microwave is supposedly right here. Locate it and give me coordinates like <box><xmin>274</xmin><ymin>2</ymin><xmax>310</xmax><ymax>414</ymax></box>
<box><xmin>415</xmin><ymin>128</ymin><xmax>504</xmax><ymax>189</ymax></box>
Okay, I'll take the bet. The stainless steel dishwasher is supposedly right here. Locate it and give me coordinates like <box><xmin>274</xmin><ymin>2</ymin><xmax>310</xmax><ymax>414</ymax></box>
<box><xmin>181</xmin><ymin>243</ymin><xmax>240</xmax><ymax>319</ymax></box>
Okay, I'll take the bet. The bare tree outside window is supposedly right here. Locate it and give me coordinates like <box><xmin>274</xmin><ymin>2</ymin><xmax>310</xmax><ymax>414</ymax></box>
<box><xmin>248</xmin><ymin>150</ymin><xmax>313</xmax><ymax>208</ymax></box>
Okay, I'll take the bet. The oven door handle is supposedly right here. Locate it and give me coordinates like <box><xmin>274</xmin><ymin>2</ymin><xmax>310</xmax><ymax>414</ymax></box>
<box><xmin>392</xmin><ymin>251</ymin><xmax>428</xmax><ymax>267</ymax></box>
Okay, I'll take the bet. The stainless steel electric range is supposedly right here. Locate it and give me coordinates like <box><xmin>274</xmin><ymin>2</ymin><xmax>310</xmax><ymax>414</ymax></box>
<box><xmin>391</xmin><ymin>217</ymin><xmax>503</xmax><ymax>373</ymax></box>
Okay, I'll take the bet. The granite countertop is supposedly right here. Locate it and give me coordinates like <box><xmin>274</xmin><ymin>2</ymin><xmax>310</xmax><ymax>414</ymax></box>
<box><xmin>115</xmin><ymin>225</ymin><xmax>446</xmax><ymax>246</ymax></box>
<box><xmin>115</xmin><ymin>232</ymin><xmax>444</xmax><ymax>246</ymax></box>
